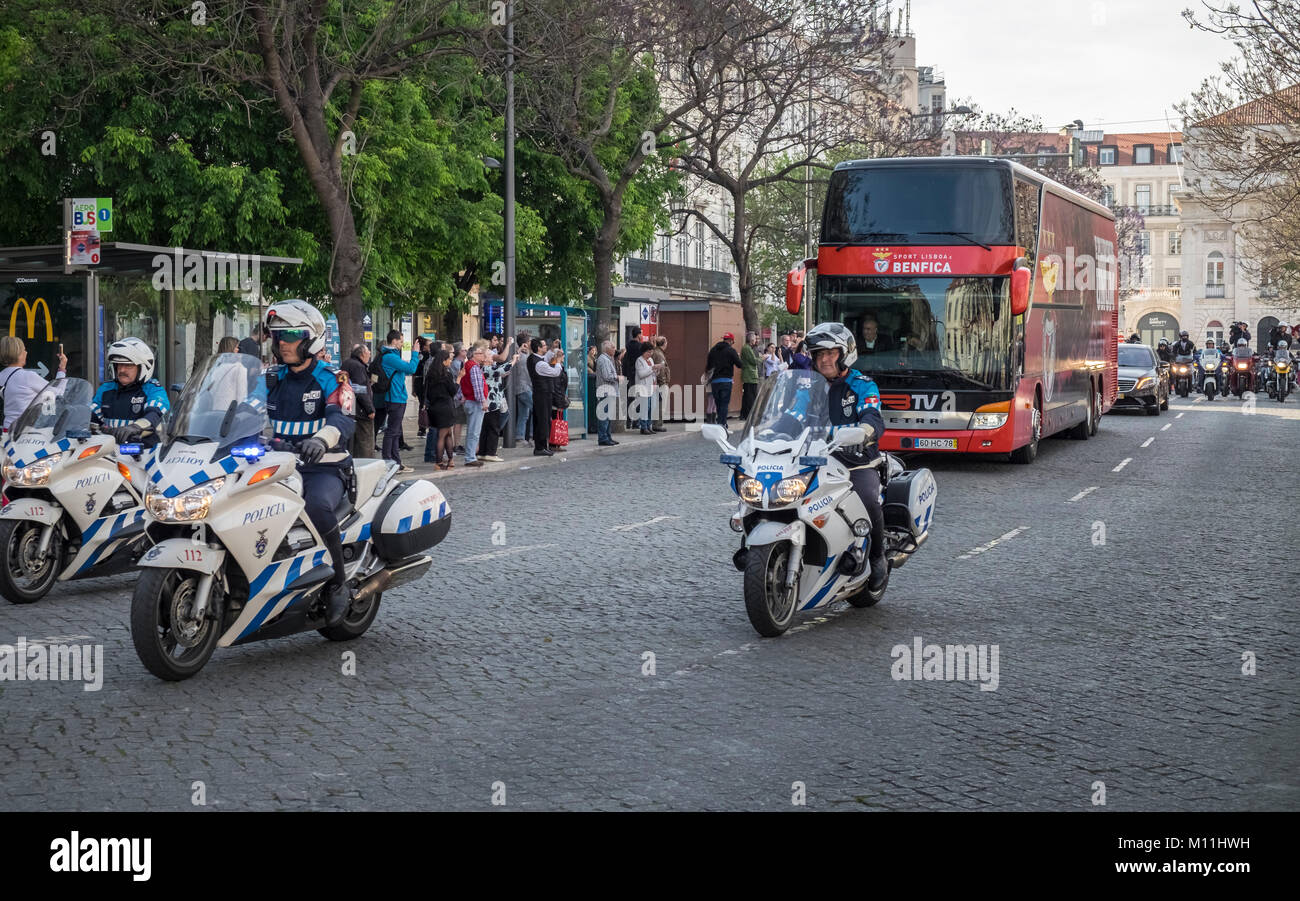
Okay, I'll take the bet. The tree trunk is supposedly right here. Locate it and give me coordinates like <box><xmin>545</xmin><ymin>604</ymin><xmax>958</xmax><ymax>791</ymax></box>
<box><xmin>592</xmin><ymin>200</ymin><xmax>621</xmax><ymax>345</ymax></box>
<box><xmin>733</xmin><ymin>192</ymin><xmax>759</xmax><ymax>335</ymax></box>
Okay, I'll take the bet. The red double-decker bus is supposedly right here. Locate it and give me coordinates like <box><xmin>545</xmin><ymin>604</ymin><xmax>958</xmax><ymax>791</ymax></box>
<box><xmin>786</xmin><ymin>157</ymin><xmax>1118</xmax><ymax>463</ymax></box>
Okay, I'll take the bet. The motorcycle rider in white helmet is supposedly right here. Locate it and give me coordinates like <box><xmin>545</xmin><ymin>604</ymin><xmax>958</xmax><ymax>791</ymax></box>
<box><xmin>93</xmin><ymin>337</ymin><xmax>170</xmax><ymax>447</ymax></box>
<box><xmin>263</xmin><ymin>300</ymin><xmax>356</xmax><ymax>627</ymax></box>
<box><xmin>805</xmin><ymin>322</ymin><xmax>890</xmax><ymax>590</ymax></box>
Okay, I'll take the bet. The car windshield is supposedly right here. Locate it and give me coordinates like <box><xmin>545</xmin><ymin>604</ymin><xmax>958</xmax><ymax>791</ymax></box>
<box><xmin>168</xmin><ymin>353</ymin><xmax>267</xmax><ymax>446</ymax></box>
<box><xmin>817</xmin><ymin>275</ymin><xmax>1013</xmax><ymax>389</ymax></box>
<box><xmin>741</xmin><ymin>370</ymin><xmax>832</xmax><ymax>445</ymax></box>
<box><xmin>10</xmin><ymin>378</ymin><xmax>94</xmax><ymax>441</ymax></box>
<box><xmin>1117</xmin><ymin>345</ymin><xmax>1154</xmax><ymax>368</ymax></box>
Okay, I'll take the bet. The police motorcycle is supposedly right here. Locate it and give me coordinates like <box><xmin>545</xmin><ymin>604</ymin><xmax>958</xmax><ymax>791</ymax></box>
<box><xmin>702</xmin><ymin>370</ymin><xmax>936</xmax><ymax>637</ymax></box>
<box><xmin>0</xmin><ymin>379</ymin><xmax>154</xmax><ymax>604</ymax></box>
<box><xmin>1198</xmin><ymin>345</ymin><xmax>1224</xmax><ymax>401</ymax></box>
<box><xmin>130</xmin><ymin>353</ymin><xmax>451</xmax><ymax>680</ymax></box>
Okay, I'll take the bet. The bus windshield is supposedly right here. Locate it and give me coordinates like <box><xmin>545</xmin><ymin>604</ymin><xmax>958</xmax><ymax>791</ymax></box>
<box><xmin>818</xmin><ymin>275</ymin><xmax>1014</xmax><ymax>390</ymax></box>
<box><xmin>821</xmin><ymin>165</ymin><xmax>1014</xmax><ymax>246</ymax></box>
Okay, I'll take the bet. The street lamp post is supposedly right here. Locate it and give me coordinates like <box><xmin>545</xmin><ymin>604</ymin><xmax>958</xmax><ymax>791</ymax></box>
<box><xmin>503</xmin><ymin>1</ymin><xmax>517</xmax><ymax>448</ymax></box>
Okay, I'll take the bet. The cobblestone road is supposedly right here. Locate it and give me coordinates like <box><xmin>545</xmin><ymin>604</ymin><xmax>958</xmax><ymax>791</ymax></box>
<box><xmin>1</xmin><ymin>395</ymin><xmax>1297</xmax><ymax>810</ymax></box>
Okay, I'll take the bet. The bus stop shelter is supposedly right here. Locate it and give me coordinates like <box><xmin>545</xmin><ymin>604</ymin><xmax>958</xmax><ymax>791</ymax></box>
<box><xmin>0</xmin><ymin>242</ymin><xmax>302</xmax><ymax>390</ymax></box>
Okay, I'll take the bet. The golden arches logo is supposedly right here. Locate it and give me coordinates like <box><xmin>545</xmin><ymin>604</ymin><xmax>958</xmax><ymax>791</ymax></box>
<box><xmin>9</xmin><ymin>296</ymin><xmax>54</xmax><ymax>341</ymax></box>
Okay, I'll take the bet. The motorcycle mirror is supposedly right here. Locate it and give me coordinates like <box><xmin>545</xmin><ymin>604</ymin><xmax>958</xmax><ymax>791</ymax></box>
<box><xmin>700</xmin><ymin>423</ymin><xmax>735</xmax><ymax>453</ymax></box>
<box><xmin>830</xmin><ymin>426</ymin><xmax>867</xmax><ymax>449</ymax></box>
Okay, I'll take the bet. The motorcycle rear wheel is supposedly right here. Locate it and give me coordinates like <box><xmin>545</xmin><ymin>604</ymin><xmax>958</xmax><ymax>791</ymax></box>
<box><xmin>131</xmin><ymin>568</ymin><xmax>220</xmax><ymax>681</ymax></box>
<box><xmin>318</xmin><ymin>591</ymin><xmax>382</xmax><ymax>641</ymax></box>
<box><xmin>0</xmin><ymin>519</ymin><xmax>63</xmax><ymax>604</ymax></box>
<box><xmin>743</xmin><ymin>542</ymin><xmax>798</xmax><ymax>637</ymax></box>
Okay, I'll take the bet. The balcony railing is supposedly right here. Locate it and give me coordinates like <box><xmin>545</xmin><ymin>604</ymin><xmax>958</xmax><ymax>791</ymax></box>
<box><xmin>1205</xmin><ymin>284</ymin><xmax>1225</xmax><ymax>298</ymax></box>
<box><xmin>1117</xmin><ymin>204</ymin><xmax>1179</xmax><ymax>217</ymax></box>
<box><xmin>623</xmin><ymin>257</ymin><xmax>733</xmax><ymax>296</ymax></box>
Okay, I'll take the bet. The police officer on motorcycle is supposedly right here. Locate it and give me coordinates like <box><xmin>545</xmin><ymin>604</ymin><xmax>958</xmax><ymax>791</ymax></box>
<box><xmin>1156</xmin><ymin>338</ymin><xmax>1173</xmax><ymax>364</ymax></box>
<box><xmin>92</xmin><ymin>338</ymin><xmax>170</xmax><ymax>447</ymax></box>
<box><xmin>263</xmin><ymin>300</ymin><xmax>356</xmax><ymax>627</ymax></box>
<box><xmin>805</xmin><ymin>322</ymin><xmax>889</xmax><ymax>590</ymax></box>
<box><xmin>1171</xmin><ymin>330</ymin><xmax>1196</xmax><ymax>357</ymax></box>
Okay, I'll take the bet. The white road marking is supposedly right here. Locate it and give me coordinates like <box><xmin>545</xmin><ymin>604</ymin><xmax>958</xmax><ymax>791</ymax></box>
<box><xmin>456</xmin><ymin>543</ymin><xmax>557</xmax><ymax>563</ymax></box>
<box><xmin>1068</xmin><ymin>486</ymin><xmax>1099</xmax><ymax>502</ymax></box>
<box><xmin>957</xmin><ymin>527</ymin><xmax>1027</xmax><ymax>560</ymax></box>
<box><xmin>1176</xmin><ymin>412</ymin><xmax>1185</xmax><ymax>419</ymax></box>
<box><xmin>1160</xmin><ymin>423</ymin><xmax>1171</xmax><ymax>431</ymax></box>
<box><xmin>612</xmin><ymin>515</ymin><xmax>681</xmax><ymax>532</ymax></box>
<box><xmin>1113</xmin><ymin>458</ymin><xmax>1132</xmax><ymax>472</ymax></box>
<box><xmin>1140</xmin><ymin>437</ymin><xmax>1154</xmax><ymax>447</ymax></box>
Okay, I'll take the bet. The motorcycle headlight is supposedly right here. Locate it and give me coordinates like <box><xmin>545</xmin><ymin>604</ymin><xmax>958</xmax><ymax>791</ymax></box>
<box><xmin>773</xmin><ymin>476</ymin><xmax>809</xmax><ymax>505</ymax></box>
<box><xmin>970</xmin><ymin>412</ymin><xmax>1008</xmax><ymax>430</ymax></box>
<box><xmin>1134</xmin><ymin>376</ymin><xmax>1154</xmax><ymax>390</ymax></box>
<box><xmin>1236</xmin><ymin>362</ymin><xmax>1249</xmax><ymax>370</ymax></box>
<box><xmin>145</xmin><ymin>477</ymin><xmax>225</xmax><ymax>522</ymax></box>
<box><xmin>1175</xmin><ymin>365</ymin><xmax>1189</xmax><ymax>374</ymax></box>
<box><xmin>1276</xmin><ymin>363</ymin><xmax>1290</xmax><ymax>372</ymax></box>
<box><xmin>3</xmin><ymin>452</ymin><xmax>63</xmax><ymax>486</ymax></box>
<box><xmin>737</xmin><ymin>477</ymin><xmax>763</xmax><ymax>505</ymax></box>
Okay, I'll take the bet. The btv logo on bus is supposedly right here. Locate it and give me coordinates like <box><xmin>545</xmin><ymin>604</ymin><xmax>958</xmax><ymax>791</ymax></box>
<box><xmin>8</xmin><ymin>296</ymin><xmax>54</xmax><ymax>341</ymax></box>
<box><xmin>871</xmin><ymin>248</ymin><xmax>953</xmax><ymax>275</ymax></box>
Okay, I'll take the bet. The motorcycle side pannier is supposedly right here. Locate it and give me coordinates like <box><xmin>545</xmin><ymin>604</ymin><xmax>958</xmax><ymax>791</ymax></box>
<box><xmin>372</xmin><ymin>479</ymin><xmax>452</xmax><ymax>561</ymax></box>
<box><xmin>883</xmin><ymin>468</ymin><xmax>937</xmax><ymax>539</ymax></box>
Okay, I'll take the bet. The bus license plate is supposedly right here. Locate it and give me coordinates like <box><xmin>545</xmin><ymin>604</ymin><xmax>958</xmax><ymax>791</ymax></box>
<box><xmin>915</xmin><ymin>438</ymin><xmax>957</xmax><ymax>450</ymax></box>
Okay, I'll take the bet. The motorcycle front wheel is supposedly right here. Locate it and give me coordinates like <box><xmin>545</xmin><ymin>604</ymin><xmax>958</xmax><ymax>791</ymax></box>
<box><xmin>0</xmin><ymin>519</ymin><xmax>63</xmax><ymax>604</ymax></box>
<box><xmin>131</xmin><ymin>568</ymin><xmax>221</xmax><ymax>681</ymax></box>
<box><xmin>743</xmin><ymin>542</ymin><xmax>798</xmax><ymax>637</ymax></box>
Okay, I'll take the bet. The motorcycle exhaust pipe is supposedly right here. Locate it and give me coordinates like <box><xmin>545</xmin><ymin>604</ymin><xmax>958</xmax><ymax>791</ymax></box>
<box><xmin>887</xmin><ymin>531</ymin><xmax>929</xmax><ymax>570</ymax></box>
<box><xmin>352</xmin><ymin>555</ymin><xmax>432</xmax><ymax>605</ymax></box>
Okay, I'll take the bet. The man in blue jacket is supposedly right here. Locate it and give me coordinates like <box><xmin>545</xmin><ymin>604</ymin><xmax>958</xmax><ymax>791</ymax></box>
<box><xmin>379</xmin><ymin>329</ymin><xmax>418</xmax><ymax>472</ymax></box>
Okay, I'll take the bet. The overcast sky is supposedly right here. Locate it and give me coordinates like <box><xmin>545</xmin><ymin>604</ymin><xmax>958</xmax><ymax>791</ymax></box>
<box><xmin>907</xmin><ymin>0</ymin><xmax>1239</xmax><ymax>133</ymax></box>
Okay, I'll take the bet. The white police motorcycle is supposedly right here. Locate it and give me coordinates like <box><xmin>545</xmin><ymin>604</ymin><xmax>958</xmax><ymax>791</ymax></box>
<box><xmin>130</xmin><ymin>354</ymin><xmax>451</xmax><ymax>680</ymax></box>
<box><xmin>0</xmin><ymin>378</ymin><xmax>153</xmax><ymax>604</ymax></box>
<box><xmin>703</xmin><ymin>370</ymin><xmax>936</xmax><ymax>636</ymax></box>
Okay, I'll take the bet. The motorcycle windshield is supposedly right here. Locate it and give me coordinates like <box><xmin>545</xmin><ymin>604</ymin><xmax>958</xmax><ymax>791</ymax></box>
<box><xmin>168</xmin><ymin>353</ymin><xmax>268</xmax><ymax>446</ymax></box>
<box><xmin>9</xmin><ymin>378</ymin><xmax>95</xmax><ymax>441</ymax></box>
<box><xmin>740</xmin><ymin>370</ymin><xmax>832</xmax><ymax>445</ymax></box>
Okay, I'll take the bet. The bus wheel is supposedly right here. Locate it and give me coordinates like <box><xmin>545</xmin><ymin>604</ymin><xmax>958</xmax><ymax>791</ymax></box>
<box><xmin>1010</xmin><ymin>399</ymin><xmax>1041</xmax><ymax>464</ymax></box>
<box><xmin>1088</xmin><ymin>384</ymin><xmax>1101</xmax><ymax>436</ymax></box>
<box><xmin>1068</xmin><ymin>386</ymin><xmax>1094</xmax><ymax>440</ymax></box>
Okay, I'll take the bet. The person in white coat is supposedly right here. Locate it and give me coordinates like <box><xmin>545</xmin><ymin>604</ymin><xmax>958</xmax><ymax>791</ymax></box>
<box><xmin>0</xmin><ymin>336</ymin><xmax>68</xmax><ymax>433</ymax></box>
<box><xmin>633</xmin><ymin>343</ymin><xmax>662</xmax><ymax>435</ymax></box>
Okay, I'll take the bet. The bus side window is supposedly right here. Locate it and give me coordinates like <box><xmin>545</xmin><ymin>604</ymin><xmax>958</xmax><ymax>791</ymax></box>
<box><xmin>1015</xmin><ymin>179</ymin><xmax>1040</xmax><ymax>264</ymax></box>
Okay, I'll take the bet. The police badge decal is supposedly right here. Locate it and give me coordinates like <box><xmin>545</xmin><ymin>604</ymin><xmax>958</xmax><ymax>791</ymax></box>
<box><xmin>254</xmin><ymin>529</ymin><xmax>269</xmax><ymax>557</ymax></box>
<box><xmin>85</xmin><ymin>493</ymin><xmax>96</xmax><ymax>514</ymax></box>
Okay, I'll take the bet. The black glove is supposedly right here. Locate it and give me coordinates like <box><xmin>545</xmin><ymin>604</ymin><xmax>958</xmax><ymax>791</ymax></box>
<box><xmin>112</xmin><ymin>423</ymin><xmax>143</xmax><ymax>445</ymax></box>
<box><xmin>299</xmin><ymin>435</ymin><xmax>328</xmax><ymax>465</ymax></box>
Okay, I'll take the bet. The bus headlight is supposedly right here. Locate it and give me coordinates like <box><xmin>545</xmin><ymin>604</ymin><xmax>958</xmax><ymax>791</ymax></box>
<box><xmin>145</xmin><ymin>478</ymin><xmax>225</xmax><ymax>522</ymax></box>
<box><xmin>773</xmin><ymin>477</ymin><xmax>809</xmax><ymax>505</ymax></box>
<box><xmin>737</xmin><ymin>477</ymin><xmax>763</xmax><ymax>505</ymax></box>
<box><xmin>969</xmin><ymin>401</ymin><xmax>1009</xmax><ymax>430</ymax></box>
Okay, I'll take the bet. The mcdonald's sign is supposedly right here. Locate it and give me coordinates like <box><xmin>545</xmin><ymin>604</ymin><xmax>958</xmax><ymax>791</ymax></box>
<box><xmin>9</xmin><ymin>296</ymin><xmax>55</xmax><ymax>342</ymax></box>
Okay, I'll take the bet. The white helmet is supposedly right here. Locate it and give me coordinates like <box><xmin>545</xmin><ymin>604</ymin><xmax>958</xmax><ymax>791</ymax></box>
<box><xmin>805</xmin><ymin>321</ymin><xmax>857</xmax><ymax>370</ymax></box>
<box><xmin>1236</xmin><ymin>338</ymin><xmax>1248</xmax><ymax>347</ymax></box>
<box><xmin>106</xmin><ymin>337</ymin><xmax>155</xmax><ymax>384</ymax></box>
<box><xmin>265</xmin><ymin>299</ymin><xmax>327</xmax><ymax>361</ymax></box>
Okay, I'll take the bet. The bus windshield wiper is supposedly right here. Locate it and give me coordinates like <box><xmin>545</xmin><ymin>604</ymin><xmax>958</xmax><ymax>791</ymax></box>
<box><xmin>936</xmin><ymin>368</ymin><xmax>997</xmax><ymax>390</ymax></box>
<box><xmin>917</xmin><ymin>231</ymin><xmax>993</xmax><ymax>251</ymax></box>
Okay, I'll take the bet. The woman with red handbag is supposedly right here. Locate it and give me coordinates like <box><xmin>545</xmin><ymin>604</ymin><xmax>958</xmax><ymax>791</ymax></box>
<box><xmin>548</xmin><ymin>348</ymin><xmax>569</xmax><ymax>450</ymax></box>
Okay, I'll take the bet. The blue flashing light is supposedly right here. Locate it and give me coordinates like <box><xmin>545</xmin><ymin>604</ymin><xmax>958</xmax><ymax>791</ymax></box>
<box><xmin>720</xmin><ymin>454</ymin><xmax>742</xmax><ymax>465</ymax></box>
<box><xmin>233</xmin><ymin>446</ymin><xmax>264</xmax><ymax>460</ymax></box>
<box><xmin>119</xmin><ymin>443</ymin><xmax>142</xmax><ymax>456</ymax></box>
<box><xmin>799</xmin><ymin>456</ymin><xmax>828</xmax><ymax>467</ymax></box>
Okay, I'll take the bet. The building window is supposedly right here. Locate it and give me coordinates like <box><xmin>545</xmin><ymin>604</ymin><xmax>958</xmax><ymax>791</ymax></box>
<box><xmin>1134</xmin><ymin>144</ymin><xmax>1154</xmax><ymax>165</ymax></box>
<box><xmin>1169</xmin><ymin>231</ymin><xmax>1181</xmax><ymax>255</ymax></box>
<box><xmin>1206</xmin><ymin>319</ymin><xmax>1223</xmax><ymax>344</ymax></box>
<box><xmin>1206</xmin><ymin>251</ymin><xmax>1224</xmax><ymax>286</ymax></box>
<box><xmin>1135</xmin><ymin>185</ymin><xmax>1151</xmax><ymax>212</ymax></box>
<box><xmin>1138</xmin><ymin>231</ymin><xmax>1151</xmax><ymax>255</ymax></box>
<box><xmin>1167</xmin><ymin>273</ymin><xmax>1181</xmax><ymax>287</ymax></box>
<box><xmin>1099</xmin><ymin>146</ymin><xmax>1117</xmax><ymax>165</ymax></box>
<box><xmin>1168</xmin><ymin>143</ymin><xmax>1183</xmax><ymax>164</ymax></box>
<box><xmin>1101</xmin><ymin>186</ymin><xmax>1114</xmax><ymax>208</ymax></box>
<box><xmin>660</xmin><ymin>237</ymin><xmax>670</xmax><ymax>264</ymax></box>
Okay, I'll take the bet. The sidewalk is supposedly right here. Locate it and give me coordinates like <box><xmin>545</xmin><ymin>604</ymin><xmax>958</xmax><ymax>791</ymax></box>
<box><xmin>376</xmin><ymin>408</ymin><xmax>703</xmax><ymax>481</ymax></box>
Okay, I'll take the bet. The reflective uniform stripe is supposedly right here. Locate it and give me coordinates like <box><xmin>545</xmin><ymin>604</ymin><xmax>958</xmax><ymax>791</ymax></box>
<box><xmin>271</xmin><ymin>418</ymin><xmax>325</xmax><ymax>437</ymax></box>
<box><xmin>102</xmin><ymin>418</ymin><xmax>134</xmax><ymax>427</ymax></box>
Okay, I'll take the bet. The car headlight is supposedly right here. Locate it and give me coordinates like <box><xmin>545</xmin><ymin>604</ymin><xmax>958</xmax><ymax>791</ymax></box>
<box><xmin>3</xmin><ymin>452</ymin><xmax>64</xmax><ymax>486</ymax></box>
<box><xmin>773</xmin><ymin>476</ymin><xmax>809</xmax><ymax>505</ymax></box>
<box><xmin>737</xmin><ymin>477</ymin><xmax>763</xmax><ymax>505</ymax></box>
<box><xmin>1134</xmin><ymin>376</ymin><xmax>1154</xmax><ymax>390</ymax></box>
<box><xmin>970</xmin><ymin>412</ymin><xmax>1008</xmax><ymax>430</ymax></box>
<box><xmin>145</xmin><ymin>477</ymin><xmax>225</xmax><ymax>522</ymax></box>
